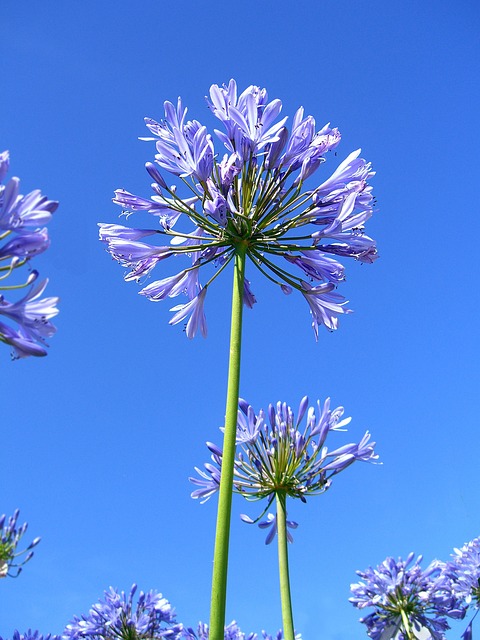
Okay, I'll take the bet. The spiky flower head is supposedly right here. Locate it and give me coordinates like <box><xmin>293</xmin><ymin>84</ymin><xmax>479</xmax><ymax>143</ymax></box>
<box><xmin>443</xmin><ymin>537</ymin><xmax>480</xmax><ymax>640</ymax></box>
<box><xmin>350</xmin><ymin>553</ymin><xmax>465</xmax><ymax>640</ymax></box>
<box><xmin>0</xmin><ymin>151</ymin><xmax>59</xmax><ymax>358</ymax></box>
<box><xmin>99</xmin><ymin>80</ymin><xmax>377</xmax><ymax>339</ymax></box>
<box><xmin>0</xmin><ymin>631</ymin><xmax>61</xmax><ymax>640</ymax></box>
<box><xmin>444</xmin><ymin>537</ymin><xmax>480</xmax><ymax>607</ymax></box>
<box><xmin>0</xmin><ymin>509</ymin><xmax>40</xmax><ymax>578</ymax></box>
<box><xmin>180</xmin><ymin>621</ymin><xmax>301</xmax><ymax>640</ymax></box>
<box><xmin>191</xmin><ymin>396</ymin><xmax>377</xmax><ymax>542</ymax></box>
<box><xmin>63</xmin><ymin>585</ymin><xmax>183</xmax><ymax>640</ymax></box>
<box><xmin>181</xmin><ymin>621</ymin><xmax>255</xmax><ymax>640</ymax></box>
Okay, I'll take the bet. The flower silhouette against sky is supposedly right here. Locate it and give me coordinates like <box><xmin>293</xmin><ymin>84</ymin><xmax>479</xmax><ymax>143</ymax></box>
<box><xmin>100</xmin><ymin>80</ymin><xmax>377</xmax><ymax>338</ymax></box>
<box><xmin>191</xmin><ymin>396</ymin><xmax>377</xmax><ymax>541</ymax></box>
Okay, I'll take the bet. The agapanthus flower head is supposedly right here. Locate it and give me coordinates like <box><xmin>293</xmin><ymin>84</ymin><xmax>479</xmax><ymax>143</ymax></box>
<box><xmin>445</xmin><ymin>537</ymin><xmax>480</xmax><ymax>607</ymax></box>
<box><xmin>0</xmin><ymin>631</ymin><xmax>62</xmax><ymax>640</ymax></box>
<box><xmin>100</xmin><ymin>80</ymin><xmax>377</xmax><ymax>339</ymax></box>
<box><xmin>190</xmin><ymin>395</ymin><xmax>377</xmax><ymax>541</ymax></box>
<box><xmin>260</xmin><ymin>633</ymin><xmax>302</xmax><ymax>640</ymax></box>
<box><xmin>63</xmin><ymin>585</ymin><xmax>183</xmax><ymax>640</ymax></box>
<box><xmin>443</xmin><ymin>537</ymin><xmax>480</xmax><ymax>640</ymax></box>
<box><xmin>181</xmin><ymin>621</ymin><xmax>256</xmax><ymax>640</ymax></box>
<box><xmin>0</xmin><ymin>509</ymin><xmax>41</xmax><ymax>578</ymax></box>
<box><xmin>350</xmin><ymin>553</ymin><xmax>464</xmax><ymax>640</ymax></box>
<box><xmin>0</xmin><ymin>151</ymin><xmax>59</xmax><ymax>358</ymax></box>
<box><xmin>180</xmin><ymin>621</ymin><xmax>301</xmax><ymax>640</ymax></box>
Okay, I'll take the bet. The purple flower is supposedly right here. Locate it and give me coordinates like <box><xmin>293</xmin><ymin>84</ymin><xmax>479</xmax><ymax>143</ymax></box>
<box><xmin>181</xmin><ymin>621</ymin><xmax>256</xmax><ymax>640</ymax></box>
<box><xmin>0</xmin><ymin>509</ymin><xmax>40</xmax><ymax>578</ymax></box>
<box><xmin>63</xmin><ymin>585</ymin><xmax>183</xmax><ymax>640</ymax></box>
<box><xmin>139</xmin><ymin>271</ymin><xmax>193</xmax><ymax>302</ymax></box>
<box><xmin>242</xmin><ymin>279</ymin><xmax>257</xmax><ymax>309</ymax></box>
<box><xmin>445</xmin><ymin>537</ymin><xmax>480</xmax><ymax>607</ymax></box>
<box><xmin>207</xmin><ymin>80</ymin><xmax>287</xmax><ymax>158</ymax></box>
<box><xmin>169</xmin><ymin>287</ymin><xmax>207</xmax><ymax>339</ymax></box>
<box><xmin>260</xmin><ymin>634</ymin><xmax>302</xmax><ymax>640</ymax></box>
<box><xmin>0</xmin><ymin>153</ymin><xmax>58</xmax><ymax>232</ymax></box>
<box><xmin>0</xmin><ymin>632</ymin><xmax>61</xmax><ymax>640</ymax></box>
<box><xmin>203</xmin><ymin>179</ymin><xmax>227</xmax><ymax>227</ymax></box>
<box><xmin>300</xmin><ymin>281</ymin><xmax>350</xmax><ymax>336</ymax></box>
<box><xmin>191</xmin><ymin>396</ymin><xmax>377</xmax><ymax>541</ymax></box>
<box><xmin>180</xmin><ymin>621</ymin><xmax>301</xmax><ymax>640</ymax></box>
<box><xmin>444</xmin><ymin>537</ymin><xmax>480</xmax><ymax>640</ymax></box>
<box><xmin>284</xmin><ymin>252</ymin><xmax>345</xmax><ymax>284</ymax></box>
<box><xmin>98</xmin><ymin>224</ymin><xmax>158</xmax><ymax>242</ymax></box>
<box><xmin>0</xmin><ymin>279</ymin><xmax>59</xmax><ymax>357</ymax></box>
<box><xmin>143</xmin><ymin>100</ymin><xmax>214</xmax><ymax>180</ymax></box>
<box><xmin>350</xmin><ymin>554</ymin><xmax>463</xmax><ymax>640</ymax></box>
<box><xmin>112</xmin><ymin>190</ymin><xmax>197</xmax><ymax>231</ymax></box>
<box><xmin>0</xmin><ymin>229</ymin><xmax>50</xmax><ymax>260</ymax></box>
<box><xmin>100</xmin><ymin>81</ymin><xmax>377</xmax><ymax>339</ymax></box>
<box><xmin>190</xmin><ymin>455</ymin><xmax>222</xmax><ymax>503</ymax></box>
<box><xmin>462</xmin><ymin>619</ymin><xmax>474</xmax><ymax>640</ymax></box>
<box><xmin>0</xmin><ymin>151</ymin><xmax>58</xmax><ymax>358</ymax></box>
<box><xmin>0</xmin><ymin>320</ymin><xmax>49</xmax><ymax>358</ymax></box>
<box><xmin>104</xmin><ymin>238</ymin><xmax>173</xmax><ymax>282</ymax></box>
<box><xmin>255</xmin><ymin>513</ymin><xmax>298</xmax><ymax>546</ymax></box>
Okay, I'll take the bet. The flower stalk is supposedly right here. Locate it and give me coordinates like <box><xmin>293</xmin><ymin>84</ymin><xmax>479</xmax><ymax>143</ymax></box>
<box><xmin>209</xmin><ymin>242</ymin><xmax>247</xmax><ymax>640</ymax></box>
<box><xmin>276</xmin><ymin>492</ymin><xmax>295</xmax><ymax>640</ymax></box>
<box><xmin>101</xmin><ymin>80</ymin><xmax>380</xmax><ymax>639</ymax></box>
<box><xmin>399</xmin><ymin>608</ymin><xmax>416</xmax><ymax>640</ymax></box>
<box><xmin>194</xmin><ymin>394</ymin><xmax>377</xmax><ymax>639</ymax></box>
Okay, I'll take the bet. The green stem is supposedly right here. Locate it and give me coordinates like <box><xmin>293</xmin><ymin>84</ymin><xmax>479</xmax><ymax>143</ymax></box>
<box><xmin>209</xmin><ymin>242</ymin><xmax>247</xmax><ymax>640</ymax></box>
<box><xmin>276</xmin><ymin>492</ymin><xmax>295</xmax><ymax>640</ymax></box>
<box><xmin>400</xmin><ymin>608</ymin><xmax>416</xmax><ymax>640</ymax></box>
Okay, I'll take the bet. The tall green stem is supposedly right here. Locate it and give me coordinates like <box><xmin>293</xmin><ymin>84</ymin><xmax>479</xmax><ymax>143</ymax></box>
<box><xmin>209</xmin><ymin>243</ymin><xmax>247</xmax><ymax>640</ymax></box>
<box><xmin>276</xmin><ymin>492</ymin><xmax>295</xmax><ymax>640</ymax></box>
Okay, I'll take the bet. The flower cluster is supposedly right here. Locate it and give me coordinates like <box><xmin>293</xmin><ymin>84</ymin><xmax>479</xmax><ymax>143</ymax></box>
<box><xmin>63</xmin><ymin>585</ymin><xmax>183</xmax><ymax>640</ymax></box>
<box><xmin>0</xmin><ymin>151</ymin><xmax>59</xmax><ymax>358</ymax></box>
<box><xmin>0</xmin><ymin>632</ymin><xmax>61</xmax><ymax>640</ymax></box>
<box><xmin>191</xmin><ymin>396</ymin><xmax>377</xmax><ymax>541</ymax></box>
<box><xmin>181</xmin><ymin>621</ymin><xmax>255</xmax><ymax>640</ymax></box>
<box><xmin>99</xmin><ymin>80</ymin><xmax>376</xmax><ymax>339</ymax></box>
<box><xmin>1</xmin><ymin>619</ymin><xmax>299</xmax><ymax>640</ymax></box>
<box><xmin>0</xmin><ymin>509</ymin><xmax>40</xmax><ymax>578</ymax></box>
<box><xmin>445</xmin><ymin>537</ymin><xmax>480</xmax><ymax>608</ymax></box>
<box><xmin>181</xmin><ymin>622</ymin><xmax>301</xmax><ymax>640</ymax></box>
<box><xmin>444</xmin><ymin>537</ymin><xmax>480</xmax><ymax>640</ymax></box>
<box><xmin>350</xmin><ymin>553</ymin><xmax>465</xmax><ymax>640</ymax></box>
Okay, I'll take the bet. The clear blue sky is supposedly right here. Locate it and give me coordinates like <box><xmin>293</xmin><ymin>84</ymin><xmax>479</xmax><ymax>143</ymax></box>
<box><xmin>1</xmin><ymin>1</ymin><xmax>479</xmax><ymax>638</ymax></box>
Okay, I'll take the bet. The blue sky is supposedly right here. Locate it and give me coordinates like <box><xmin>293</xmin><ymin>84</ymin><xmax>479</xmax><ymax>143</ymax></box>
<box><xmin>1</xmin><ymin>1</ymin><xmax>479</xmax><ymax>638</ymax></box>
